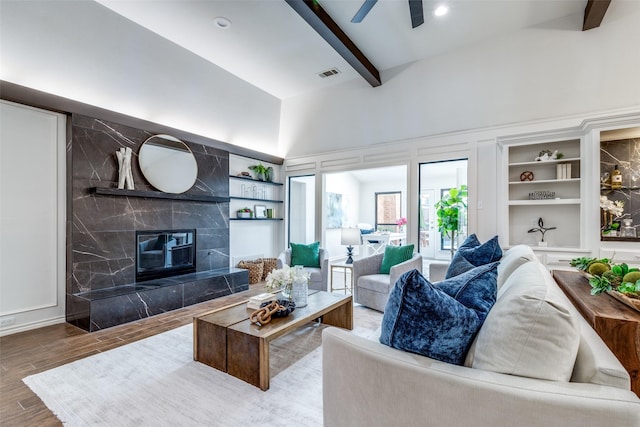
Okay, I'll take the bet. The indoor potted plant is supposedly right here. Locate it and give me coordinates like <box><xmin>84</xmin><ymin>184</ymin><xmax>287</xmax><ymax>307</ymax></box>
<box><xmin>248</xmin><ymin>163</ymin><xmax>273</xmax><ymax>181</ymax></box>
<box><xmin>237</xmin><ymin>207</ymin><xmax>253</xmax><ymax>219</ymax></box>
<box><xmin>434</xmin><ymin>185</ymin><xmax>467</xmax><ymax>258</ymax></box>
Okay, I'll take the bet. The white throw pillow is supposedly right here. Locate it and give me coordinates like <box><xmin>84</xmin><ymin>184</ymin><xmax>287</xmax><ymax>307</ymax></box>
<box><xmin>465</xmin><ymin>261</ymin><xmax>580</xmax><ymax>381</ymax></box>
<box><xmin>496</xmin><ymin>245</ymin><xmax>537</xmax><ymax>289</ymax></box>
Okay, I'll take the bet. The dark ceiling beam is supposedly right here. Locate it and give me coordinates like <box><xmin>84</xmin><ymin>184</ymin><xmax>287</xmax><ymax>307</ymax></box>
<box><xmin>583</xmin><ymin>0</ymin><xmax>611</xmax><ymax>31</ymax></box>
<box><xmin>285</xmin><ymin>0</ymin><xmax>381</xmax><ymax>87</ymax></box>
<box><xmin>408</xmin><ymin>0</ymin><xmax>424</xmax><ymax>29</ymax></box>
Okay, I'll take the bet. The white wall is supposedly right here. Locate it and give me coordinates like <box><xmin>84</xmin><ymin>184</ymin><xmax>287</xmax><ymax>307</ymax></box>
<box><xmin>0</xmin><ymin>101</ymin><xmax>66</xmax><ymax>336</ymax></box>
<box><xmin>279</xmin><ymin>1</ymin><xmax>640</xmax><ymax>158</ymax></box>
<box><xmin>324</xmin><ymin>172</ymin><xmax>362</xmax><ymax>259</ymax></box>
<box><xmin>0</xmin><ymin>0</ymin><xmax>281</xmax><ymax>156</ymax></box>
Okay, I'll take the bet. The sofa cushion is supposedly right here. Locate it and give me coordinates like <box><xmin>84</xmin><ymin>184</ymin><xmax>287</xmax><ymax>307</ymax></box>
<box><xmin>380</xmin><ymin>244</ymin><xmax>415</xmax><ymax>274</ymax></box>
<box><xmin>290</xmin><ymin>241</ymin><xmax>320</xmax><ymax>268</ymax></box>
<box><xmin>380</xmin><ymin>265</ymin><xmax>497</xmax><ymax>365</ymax></box>
<box><xmin>358</xmin><ymin>274</ymin><xmax>392</xmax><ymax>293</ymax></box>
<box><xmin>465</xmin><ymin>261</ymin><xmax>580</xmax><ymax>381</ymax></box>
<box><xmin>496</xmin><ymin>244</ymin><xmax>537</xmax><ymax>289</ymax></box>
<box><xmin>446</xmin><ymin>234</ymin><xmax>502</xmax><ymax>278</ymax></box>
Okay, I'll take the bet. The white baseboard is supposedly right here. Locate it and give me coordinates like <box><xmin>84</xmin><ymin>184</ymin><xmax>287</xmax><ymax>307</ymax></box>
<box><xmin>0</xmin><ymin>315</ymin><xmax>66</xmax><ymax>337</ymax></box>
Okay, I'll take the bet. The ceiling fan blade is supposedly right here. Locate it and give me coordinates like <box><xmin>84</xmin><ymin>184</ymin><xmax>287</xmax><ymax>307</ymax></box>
<box><xmin>351</xmin><ymin>0</ymin><xmax>378</xmax><ymax>23</ymax></box>
<box><xmin>408</xmin><ymin>0</ymin><xmax>424</xmax><ymax>28</ymax></box>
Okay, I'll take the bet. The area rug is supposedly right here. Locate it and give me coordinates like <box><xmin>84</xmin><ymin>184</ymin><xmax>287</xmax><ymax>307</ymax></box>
<box><xmin>23</xmin><ymin>306</ymin><xmax>381</xmax><ymax>426</ymax></box>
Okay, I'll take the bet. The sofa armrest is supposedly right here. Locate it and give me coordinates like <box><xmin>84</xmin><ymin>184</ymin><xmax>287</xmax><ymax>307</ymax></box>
<box><xmin>428</xmin><ymin>262</ymin><xmax>449</xmax><ymax>282</ymax></box>
<box><xmin>389</xmin><ymin>253</ymin><xmax>423</xmax><ymax>287</ymax></box>
<box><xmin>276</xmin><ymin>249</ymin><xmax>290</xmax><ymax>269</ymax></box>
<box><xmin>322</xmin><ymin>328</ymin><xmax>640</xmax><ymax>427</ymax></box>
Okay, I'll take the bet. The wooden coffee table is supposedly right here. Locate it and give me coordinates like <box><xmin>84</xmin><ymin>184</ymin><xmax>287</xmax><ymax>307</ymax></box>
<box><xmin>193</xmin><ymin>291</ymin><xmax>352</xmax><ymax>390</ymax></box>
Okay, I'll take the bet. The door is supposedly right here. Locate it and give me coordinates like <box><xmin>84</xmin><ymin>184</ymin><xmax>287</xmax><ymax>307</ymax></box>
<box><xmin>419</xmin><ymin>159</ymin><xmax>468</xmax><ymax>260</ymax></box>
<box><xmin>288</xmin><ymin>175</ymin><xmax>315</xmax><ymax>245</ymax></box>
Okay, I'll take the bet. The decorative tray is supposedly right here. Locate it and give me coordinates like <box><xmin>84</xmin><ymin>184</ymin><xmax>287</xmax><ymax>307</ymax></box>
<box><xmin>606</xmin><ymin>290</ymin><xmax>640</xmax><ymax>313</ymax></box>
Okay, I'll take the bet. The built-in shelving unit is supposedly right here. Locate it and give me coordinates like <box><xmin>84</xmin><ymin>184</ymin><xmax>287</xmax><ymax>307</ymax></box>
<box><xmin>501</xmin><ymin>136</ymin><xmax>585</xmax><ymax>258</ymax></box>
<box><xmin>228</xmin><ymin>154</ymin><xmax>285</xmax><ymax>264</ymax></box>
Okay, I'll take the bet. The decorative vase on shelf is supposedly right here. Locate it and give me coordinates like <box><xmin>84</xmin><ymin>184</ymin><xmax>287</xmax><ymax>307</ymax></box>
<box><xmin>620</xmin><ymin>219</ymin><xmax>637</xmax><ymax>237</ymax></box>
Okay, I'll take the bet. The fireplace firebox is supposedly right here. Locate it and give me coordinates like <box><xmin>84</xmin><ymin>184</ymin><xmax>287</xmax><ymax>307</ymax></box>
<box><xmin>136</xmin><ymin>229</ymin><xmax>196</xmax><ymax>281</ymax></box>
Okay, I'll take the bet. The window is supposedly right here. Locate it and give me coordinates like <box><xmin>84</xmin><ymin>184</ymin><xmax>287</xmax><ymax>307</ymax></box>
<box><xmin>375</xmin><ymin>192</ymin><xmax>401</xmax><ymax>232</ymax></box>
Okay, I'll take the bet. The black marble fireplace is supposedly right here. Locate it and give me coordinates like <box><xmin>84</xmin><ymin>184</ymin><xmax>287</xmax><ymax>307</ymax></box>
<box><xmin>66</xmin><ymin>115</ymin><xmax>248</xmax><ymax>332</ymax></box>
<box><xmin>136</xmin><ymin>229</ymin><xmax>197</xmax><ymax>281</ymax></box>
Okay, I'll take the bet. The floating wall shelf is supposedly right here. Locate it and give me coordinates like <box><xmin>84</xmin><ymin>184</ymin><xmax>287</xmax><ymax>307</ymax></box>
<box><xmin>91</xmin><ymin>187</ymin><xmax>229</xmax><ymax>203</ymax></box>
<box><xmin>229</xmin><ymin>175</ymin><xmax>283</xmax><ymax>186</ymax></box>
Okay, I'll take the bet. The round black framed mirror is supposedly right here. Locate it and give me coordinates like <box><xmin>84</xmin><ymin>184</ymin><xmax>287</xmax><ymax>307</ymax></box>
<box><xmin>139</xmin><ymin>134</ymin><xmax>198</xmax><ymax>194</ymax></box>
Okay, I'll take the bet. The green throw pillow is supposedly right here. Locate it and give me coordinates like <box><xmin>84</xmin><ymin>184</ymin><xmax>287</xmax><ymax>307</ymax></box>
<box><xmin>380</xmin><ymin>244</ymin><xmax>415</xmax><ymax>274</ymax></box>
<box><xmin>290</xmin><ymin>242</ymin><xmax>320</xmax><ymax>268</ymax></box>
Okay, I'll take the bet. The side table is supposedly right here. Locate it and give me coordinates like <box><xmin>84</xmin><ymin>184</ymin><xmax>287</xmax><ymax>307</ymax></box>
<box><xmin>553</xmin><ymin>270</ymin><xmax>640</xmax><ymax>397</ymax></box>
<box><xmin>330</xmin><ymin>262</ymin><xmax>354</xmax><ymax>294</ymax></box>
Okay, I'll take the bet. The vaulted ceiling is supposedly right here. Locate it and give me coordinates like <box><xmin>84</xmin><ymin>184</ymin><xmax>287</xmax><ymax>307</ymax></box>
<box><xmin>96</xmin><ymin>0</ymin><xmax>609</xmax><ymax>99</ymax></box>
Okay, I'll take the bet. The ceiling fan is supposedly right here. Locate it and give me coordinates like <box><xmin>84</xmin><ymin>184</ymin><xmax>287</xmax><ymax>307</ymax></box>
<box><xmin>351</xmin><ymin>0</ymin><xmax>424</xmax><ymax>28</ymax></box>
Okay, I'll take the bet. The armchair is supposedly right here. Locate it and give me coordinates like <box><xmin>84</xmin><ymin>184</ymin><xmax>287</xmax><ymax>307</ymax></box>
<box><xmin>352</xmin><ymin>252</ymin><xmax>422</xmax><ymax>312</ymax></box>
<box><xmin>276</xmin><ymin>248</ymin><xmax>329</xmax><ymax>291</ymax></box>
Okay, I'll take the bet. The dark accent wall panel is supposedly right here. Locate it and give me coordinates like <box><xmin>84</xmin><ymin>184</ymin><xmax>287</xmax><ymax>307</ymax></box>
<box><xmin>68</xmin><ymin>113</ymin><xmax>233</xmax><ymax>300</ymax></box>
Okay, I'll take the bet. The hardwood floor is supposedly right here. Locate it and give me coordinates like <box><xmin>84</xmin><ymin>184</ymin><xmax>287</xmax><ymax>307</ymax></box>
<box><xmin>0</xmin><ymin>284</ymin><xmax>267</xmax><ymax>427</ymax></box>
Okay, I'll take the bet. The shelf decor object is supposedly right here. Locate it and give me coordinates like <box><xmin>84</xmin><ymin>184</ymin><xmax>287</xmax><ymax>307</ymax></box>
<box><xmin>254</xmin><ymin>204</ymin><xmax>267</xmax><ymax>218</ymax></box>
<box><xmin>527</xmin><ymin>217</ymin><xmax>556</xmax><ymax>246</ymax></box>
<box><xmin>237</xmin><ymin>208</ymin><xmax>253</xmax><ymax>219</ymax></box>
<box><xmin>529</xmin><ymin>191</ymin><xmax>555</xmax><ymax>200</ymax></box>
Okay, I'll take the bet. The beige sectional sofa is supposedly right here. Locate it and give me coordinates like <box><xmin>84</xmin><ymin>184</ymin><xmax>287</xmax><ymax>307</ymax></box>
<box><xmin>322</xmin><ymin>245</ymin><xmax>640</xmax><ymax>426</ymax></box>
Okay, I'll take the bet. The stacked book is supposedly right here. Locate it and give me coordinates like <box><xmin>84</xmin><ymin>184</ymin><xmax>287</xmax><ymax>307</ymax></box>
<box><xmin>556</xmin><ymin>163</ymin><xmax>572</xmax><ymax>180</ymax></box>
<box><xmin>247</xmin><ymin>292</ymin><xmax>277</xmax><ymax>310</ymax></box>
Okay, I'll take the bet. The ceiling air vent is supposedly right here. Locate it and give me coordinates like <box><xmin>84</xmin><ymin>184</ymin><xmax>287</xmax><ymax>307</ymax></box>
<box><xmin>318</xmin><ymin>68</ymin><xmax>341</xmax><ymax>78</ymax></box>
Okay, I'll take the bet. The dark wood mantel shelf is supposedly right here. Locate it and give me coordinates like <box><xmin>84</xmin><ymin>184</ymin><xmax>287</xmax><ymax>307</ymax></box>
<box><xmin>91</xmin><ymin>187</ymin><xmax>229</xmax><ymax>203</ymax></box>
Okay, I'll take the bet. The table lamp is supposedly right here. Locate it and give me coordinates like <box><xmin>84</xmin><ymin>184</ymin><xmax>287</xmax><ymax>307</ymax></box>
<box><xmin>341</xmin><ymin>227</ymin><xmax>361</xmax><ymax>264</ymax></box>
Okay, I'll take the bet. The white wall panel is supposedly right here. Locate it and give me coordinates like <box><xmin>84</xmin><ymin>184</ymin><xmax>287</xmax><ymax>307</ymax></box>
<box><xmin>0</xmin><ymin>101</ymin><xmax>66</xmax><ymax>334</ymax></box>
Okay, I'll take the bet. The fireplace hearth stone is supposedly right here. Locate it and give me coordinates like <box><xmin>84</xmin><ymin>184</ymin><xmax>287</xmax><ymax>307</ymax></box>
<box><xmin>67</xmin><ymin>267</ymin><xmax>249</xmax><ymax>332</ymax></box>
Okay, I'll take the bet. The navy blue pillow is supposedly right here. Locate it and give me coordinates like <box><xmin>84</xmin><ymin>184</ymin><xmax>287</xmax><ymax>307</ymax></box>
<box><xmin>380</xmin><ymin>264</ymin><xmax>498</xmax><ymax>365</ymax></box>
<box><xmin>435</xmin><ymin>262</ymin><xmax>499</xmax><ymax>323</ymax></box>
<box><xmin>446</xmin><ymin>234</ymin><xmax>502</xmax><ymax>278</ymax></box>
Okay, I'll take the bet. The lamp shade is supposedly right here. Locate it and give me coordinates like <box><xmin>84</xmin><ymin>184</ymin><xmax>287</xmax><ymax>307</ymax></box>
<box><xmin>341</xmin><ymin>227</ymin><xmax>361</xmax><ymax>246</ymax></box>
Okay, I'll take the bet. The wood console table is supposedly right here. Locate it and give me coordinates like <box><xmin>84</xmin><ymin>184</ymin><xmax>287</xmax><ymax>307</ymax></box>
<box><xmin>553</xmin><ymin>270</ymin><xmax>640</xmax><ymax>396</ymax></box>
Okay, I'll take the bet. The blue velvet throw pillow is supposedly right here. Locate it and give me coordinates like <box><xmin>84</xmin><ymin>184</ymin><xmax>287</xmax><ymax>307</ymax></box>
<box><xmin>380</xmin><ymin>263</ymin><xmax>498</xmax><ymax>365</ymax></box>
<box><xmin>445</xmin><ymin>234</ymin><xmax>502</xmax><ymax>278</ymax></box>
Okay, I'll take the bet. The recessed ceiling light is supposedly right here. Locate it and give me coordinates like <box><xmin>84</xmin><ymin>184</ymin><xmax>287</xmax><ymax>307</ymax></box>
<box><xmin>214</xmin><ymin>17</ymin><xmax>232</xmax><ymax>29</ymax></box>
<box><xmin>434</xmin><ymin>5</ymin><xmax>449</xmax><ymax>17</ymax></box>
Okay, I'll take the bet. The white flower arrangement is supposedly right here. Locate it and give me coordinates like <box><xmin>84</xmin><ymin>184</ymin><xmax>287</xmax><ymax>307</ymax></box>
<box><xmin>600</xmin><ymin>195</ymin><xmax>625</xmax><ymax>217</ymax></box>
<box><xmin>265</xmin><ymin>265</ymin><xmax>310</xmax><ymax>296</ymax></box>
<box><xmin>600</xmin><ymin>195</ymin><xmax>626</xmax><ymax>235</ymax></box>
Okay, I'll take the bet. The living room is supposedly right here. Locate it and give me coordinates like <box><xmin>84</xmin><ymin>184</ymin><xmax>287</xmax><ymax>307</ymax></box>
<box><xmin>1</xmin><ymin>0</ymin><xmax>640</xmax><ymax>425</ymax></box>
